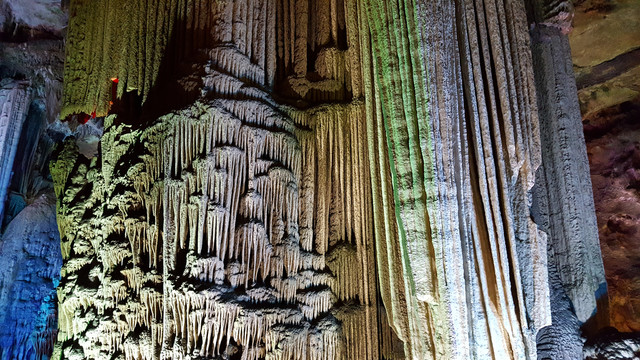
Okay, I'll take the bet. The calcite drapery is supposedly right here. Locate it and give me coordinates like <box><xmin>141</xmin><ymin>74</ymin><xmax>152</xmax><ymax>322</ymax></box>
<box><xmin>53</xmin><ymin>0</ymin><xmax>605</xmax><ymax>359</ymax></box>
<box><xmin>362</xmin><ymin>0</ymin><xmax>552</xmax><ymax>358</ymax></box>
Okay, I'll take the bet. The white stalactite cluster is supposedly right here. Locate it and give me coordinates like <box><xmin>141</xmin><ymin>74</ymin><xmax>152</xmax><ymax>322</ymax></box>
<box><xmin>52</xmin><ymin>1</ymin><xmax>400</xmax><ymax>358</ymax></box>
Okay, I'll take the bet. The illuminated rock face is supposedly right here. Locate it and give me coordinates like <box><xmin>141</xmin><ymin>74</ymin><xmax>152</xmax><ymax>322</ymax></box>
<box><xmin>53</xmin><ymin>2</ymin><xmax>400</xmax><ymax>359</ymax></box>
<box><xmin>52</xmin><ymin>0</ymin><xmax>605</xmax><ymax>359</ymax></box>
<box><xmin>0</xmin><ymin>194</ymin><xmax>60</xmax><ymax>360</ymax></box>
<box><xmin>367</xmin><ymin>0</ymin><xmax>551</xmax><ymax>357</ymax></box>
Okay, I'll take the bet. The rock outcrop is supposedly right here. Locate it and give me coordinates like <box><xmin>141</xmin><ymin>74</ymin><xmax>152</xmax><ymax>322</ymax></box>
<box><xmin>0</xmin><ymin>2</ymin><xmax>65</xmax><ymax>358</ymax></box>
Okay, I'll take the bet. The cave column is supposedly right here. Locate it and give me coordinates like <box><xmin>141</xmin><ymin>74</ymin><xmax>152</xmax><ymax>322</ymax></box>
<box><xmin>0</xmin><ymin>80</ymin><xmax>31</xmax><ymax>224</ymax></box>
<box><xmin>527</xmin><ymin>0</ymin><xmax>607</xmax><ymax>324</ymax></box>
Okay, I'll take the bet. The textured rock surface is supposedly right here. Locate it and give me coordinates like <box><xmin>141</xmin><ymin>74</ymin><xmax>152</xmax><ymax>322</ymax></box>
<box><xmin>0</xmin><ymin>2</ymin><xmax>66</xmax><ymax>359</ymax></box>
<box><xmin>535</xmin><ymin>262</ymin><xmax>583</xmax><ymax>360</ymax></box>
<box><xmin>528</xmin><ymin>0</ymin><xmax>606</xmax><ymax>324</ymax></box>
<box><xmin>53</xmin><ymin>2</ymin><xmax>401</xmax><ymax>359</ymax></box>
<box><xmin>0</xmin><ymin>0</ymin><xmax>65</xmax><ymax>226</ymax></box>
<box><xmin>366</xmin><ymin>0</ymin><xmax>552</xmax><ymax>358</ymax></box>
<box><xmin>0</xmin><ymin>0</ymin><xmax>632</xmax><ymax>358</ymax></box>
<box><xmin>0</xmin><ymin>193</ymin><xmax>61</xmax><ymax>359</ymax></box>
<box><xmin>571</xmin><ymin>0</ymin><xmax>640</xmax><ymax>120</ymax></box>
<box><xmin>584</xmin><ymin>328</ymin><xmax>640</xmax><ymax>360</ymax></box>
<box><xmin>0</xmin><ymin>81</ymin><xmax>31</xmax><ymax>226</ymax></box>
<box><xmin>570</xmin><ymin>0</ymin><xmax>640</xmax><ymax>69</ymax></box>
<box><xmin>585</xmin><ymin>100</ymin><xmax>640</xmax><ymax>333</ymax></box>
<box><xmin>0</xmin><ymin>0</ymin><xmax>67</xmax><ymax>35</ymax></box>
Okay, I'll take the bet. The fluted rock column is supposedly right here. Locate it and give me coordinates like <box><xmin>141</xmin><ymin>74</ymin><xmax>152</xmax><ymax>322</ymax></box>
<box><xmin>527</xmin><ymin>0</ymin><xmax>607</xmax><ymax>324</ymax></box>
<box><xmin>0</xmin><ymin>80</ymin><xmax>31</xmax><ymax>224</ymax></box>
<box><xmin>361</xmin><ymin>0</ymin><xmax>551</xmax><ymax>358</ymax></box>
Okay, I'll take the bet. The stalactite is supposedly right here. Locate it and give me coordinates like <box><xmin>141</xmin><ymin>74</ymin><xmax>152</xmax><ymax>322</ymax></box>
<box><xmin>54</xmin><ymin>6</ymin><xmax>391</xmax><ymax>353</ymax></box>
<box><xmin>62</xmin><ymin>0</ymin><xmax>279</xmax><ymax>119</ymax></box>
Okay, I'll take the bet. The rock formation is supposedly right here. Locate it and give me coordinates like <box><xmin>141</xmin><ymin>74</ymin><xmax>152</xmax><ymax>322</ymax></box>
<box><xmin>528</xmin><ymin>0</ymin><xmax>607</xmax><ymax>325</ymax></box>
<box><xmin>0</xmin><ymin>81</ymin><xmax>31</xmax><ymax>223</ymax></box>
<box><xmin>372</xmin><ymin>0</ymin><xmax>551</xmax><ymax>357</ymax></box>
<box><xmin>50</xmin><ymin>0</ymin><xmax>593</xmax><ymax>358</ymax></box>
<box><xmin>0</xmin><ymin>2</ymin><xmax>66</xmax><ymax>359</ymax></box>
<box><xmin>0</xmin><ymin>194</ymin><xmax>61</xmax><ymax>360</ymax></box>
<box><xmin>1</xmin><ymin>0</ymin><xmax>631</xmax><ymax>359</ymax></box>
<box><xmin>53</xmin><ymin>1</ymin><xmax>402</xmax><ymax>359</ymax></box>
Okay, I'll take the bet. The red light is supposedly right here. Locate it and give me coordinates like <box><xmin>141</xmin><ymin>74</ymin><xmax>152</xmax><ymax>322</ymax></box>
<box><xmin>79</xmin><ymin>113</ymin><xmax>90</xmax><ymax>124</ymax></box>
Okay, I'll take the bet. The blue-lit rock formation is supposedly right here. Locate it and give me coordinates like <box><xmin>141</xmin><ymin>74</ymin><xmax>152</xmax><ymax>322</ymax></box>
<box><xmin>0</xmin><ymin>193</ymin><xmax>61</xmax><ymax>360</ymax></box>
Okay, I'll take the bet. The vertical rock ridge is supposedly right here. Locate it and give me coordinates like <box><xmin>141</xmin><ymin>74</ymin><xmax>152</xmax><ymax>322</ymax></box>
<box><xmin>359</xmin><ymin>0</ymin><xmax>553</xmax><ymax>358</ymax></box>
<box><xmin>528</xmin><ymin>0</ymin><xmax>606</xmax><ymax>324</ymax></box>
<box><xmin>0</xmin><ymin>81</ymin><xmax>32</xmax><ymax>224</ymax></box>
<box><xmin>358</xmin><ymin>1</ymin><xmax>442</xmax><ymax>358</ymax></box>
